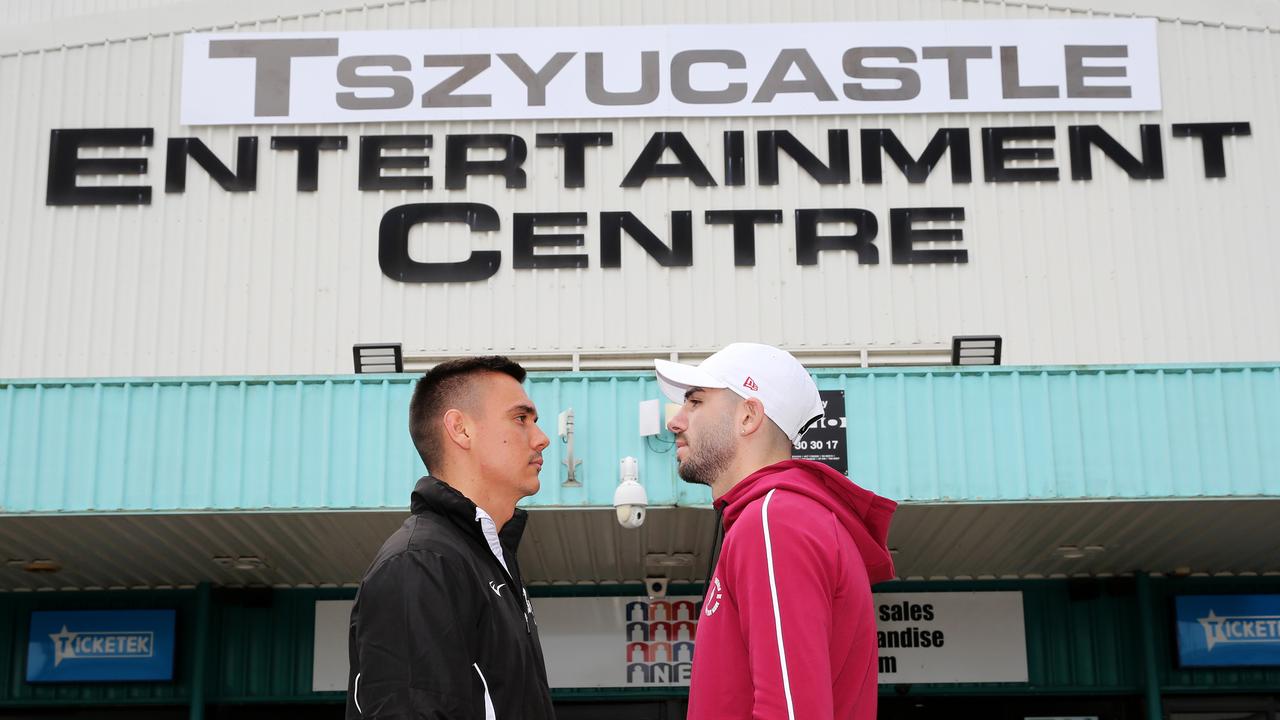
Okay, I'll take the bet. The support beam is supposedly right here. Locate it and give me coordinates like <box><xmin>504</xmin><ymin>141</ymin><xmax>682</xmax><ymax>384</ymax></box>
<box><xmin>189</xmin><ymin>582</ymin><xmax>211</xmax><ymax>720</ymax></box>
<box><xmin>1135</xmin><ymin>572</ymin><xmax>1163</xmax><ymax>720</ymax></box>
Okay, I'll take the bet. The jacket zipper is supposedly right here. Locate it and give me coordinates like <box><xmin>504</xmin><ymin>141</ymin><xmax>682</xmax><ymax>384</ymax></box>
<box><xmin>469</xmin><ymin>519</ymin><xmax>532</xmax><ymax>634</ymax></box>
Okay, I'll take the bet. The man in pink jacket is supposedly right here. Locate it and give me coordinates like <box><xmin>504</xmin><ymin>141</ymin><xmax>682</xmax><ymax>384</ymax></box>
<box><xmin>655</xmin><ymin>343</ymin><xmax>897</xmax><ymax>720</ymax></box>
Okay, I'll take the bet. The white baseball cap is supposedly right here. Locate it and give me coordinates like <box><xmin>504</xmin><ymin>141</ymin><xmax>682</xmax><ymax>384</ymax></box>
<box><xmin>654</xmin><ymin>343</ymin><xmax>825</xmax><ymax>444</ymax></box>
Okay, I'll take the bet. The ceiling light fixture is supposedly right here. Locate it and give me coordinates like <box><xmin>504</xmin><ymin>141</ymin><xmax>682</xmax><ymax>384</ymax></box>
<box><xmin>645</xmin><ymin>553</ymin><xmax>696</xmax><ymax>568</ymax></box>
<box><xmin>23</xmin><ymin>559</ymin><xmax>61</xmax><ymax>573</ymax></box>
<box><xmin>213</xmin><ymin>556</ymin><xmax>267</xmax><ymax>570</ymax></box>
<box><xmin>1055</xmin><ymin>545</ymin><xmax>1086</xmax><ymax>559</ymax></box>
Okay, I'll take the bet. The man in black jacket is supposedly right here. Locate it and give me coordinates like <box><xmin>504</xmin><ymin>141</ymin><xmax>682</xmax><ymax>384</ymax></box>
<box><xmin>346</xmin><ymin>356</ymin><xmax>556</xmax><ymax>719</ymax></box>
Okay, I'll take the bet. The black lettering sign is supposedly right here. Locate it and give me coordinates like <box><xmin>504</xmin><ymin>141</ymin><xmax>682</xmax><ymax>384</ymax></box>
<box><xmin>46</xmin><ymin>128</ymin><xmax>153</xmax><ymax>206</ymax></box>
<box><xmin>794</xmin><ymin>390</ymin><xmax>847</xmax><ymax>475</ymax></box>
<box><xmin>378</xmin><ymin>202</ymin><xmax>501</xmax><ymax>282</ymax></box>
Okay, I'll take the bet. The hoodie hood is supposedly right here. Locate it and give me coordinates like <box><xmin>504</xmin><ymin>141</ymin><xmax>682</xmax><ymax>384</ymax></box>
<box><xmin>716</xmin><ymin>459</ymin><xmax>897</xmax><ymax>584</ymax></box>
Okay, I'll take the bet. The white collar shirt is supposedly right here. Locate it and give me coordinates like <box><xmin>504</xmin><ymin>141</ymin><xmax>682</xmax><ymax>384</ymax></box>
<box><xmin>474</xmin><ymin>506</ymin><xmax>511</xmax><ymax>577</ymax></box>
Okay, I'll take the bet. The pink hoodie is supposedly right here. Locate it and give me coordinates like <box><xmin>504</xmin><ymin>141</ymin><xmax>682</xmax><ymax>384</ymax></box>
<box><xmin>687</xmin><ymin>460</ymin><xmax>897</xmax><ymax>720</ymax></box>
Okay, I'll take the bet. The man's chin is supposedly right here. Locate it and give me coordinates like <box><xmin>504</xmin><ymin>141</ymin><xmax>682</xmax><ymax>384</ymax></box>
<box><xmin>676</xmin><ymin>464</ymin><xmax>709</xmax><ymax>487</ymax></box>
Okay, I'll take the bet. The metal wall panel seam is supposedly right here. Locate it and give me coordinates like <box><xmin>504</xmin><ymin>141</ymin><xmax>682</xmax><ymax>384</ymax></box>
<box><xmin>0</xmin><ymin>53</ymin><xmax>21</xmax><ymax>343</ymax></box>
<box><xmin>1010</xmin><ymin>371</ymin><xmax>1030</xmax><ymax>500</ymax></box>
<box><xmin>66</xmin><ymin>46</ymin><xmax>92</xmax><ymax>377</ymax></box>
<box><xmin>1180</xmin><ymin>370</ymin><xmax>1204</xmax><ymax>498</ymax></box>
<box><xmin>0</xmin><ymin>386</ymin><xmax>13</xmax><ymax>513</ymax></box>
<box><xmin>1221</xmin><ymin>369</ymin><xmax>1253</xmax><ymax>495</ymax></box>
<box><xmin>1217</xmin><ymin>24</ymin><xmax>1244</xmax><ymax>356</ymax></box>
<box><xmin>1207</xmin><ymin>369</ymin><xmax>1230</xmax><ymax>496</ymax></box>
<box><xmin>84</xmin><ymin>50</ymin><xmax>108</xmax><ymax>378</ymax></box>
<box><xmin>174</xmin><ymin>382</ymin><xmax>190</xmax><ymax>509</ymax></box>
<box><xmin>21</xmin><ymin>51</ymin><xmax>49</xmax><ymax>378</ymax></box>
<box><xmin>923</xmin><ymin>372</ymin><xmax>943</xmax><ymax>499</ymax></box>
<box><xmin>1065</xmin><ymin>371</ymin><xmax>1084</xmax><ymax>498</ymax></box>
<box><xmin>1258</xmin><ymin>35</ymin><xmax>1280</xmax><ymax>330</ymax></box>
<box><xmin>1150</xmin><ymin>370</ymin><xmax>1173</xmax><ymax>498</ymax></box>
<box><xmin>134</xmin><ymin>382</ymin><xmax>155</xmax><ymax>511</ymax></box>
<box><xmin>374</xmin><ymin>378</ymin><xmax>390</xmax><ymax>508</ymax></box>
<box><xmin>976</xmin><ymin>371</ymin><xmax>1003</xmax><ymax>500</ymax></box>
<box><xmin>1089</xmin><ymin>371</ymin><xmax>1112</xmax><ymax>498</ymax></box>
<box><xmin>893</xmin><ymin>373</ymin><xmax>912</xmax><ymax>500</ymax></box>
<box><xmin>1181</xmin><ymin>25</ymin><xmax>1213</xmax><ymax>361</ymax></box>
<box><xmin>1261</xmin><ymin>368</ymin><xmax>1280</xmax><ymax>492</ymax></box>
<box><xmin>1248</xmin><ymin>369</ymin><xmax>1271</xmax><ymax>493</ymax></box>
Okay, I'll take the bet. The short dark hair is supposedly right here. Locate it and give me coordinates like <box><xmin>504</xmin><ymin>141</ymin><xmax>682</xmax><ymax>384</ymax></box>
<box><xmin>409</xmin><ymin>355</ymin><xmax>527</xmax><ymax>470</ymax></box>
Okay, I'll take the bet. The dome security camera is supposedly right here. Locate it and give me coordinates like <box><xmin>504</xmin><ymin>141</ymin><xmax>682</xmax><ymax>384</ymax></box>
<box><xmin>645</xmin><ymin>576</ymin><xmax>669</xmax><ymax>598</ymax></box>
<box><xmin>614</xmin><ymin>456</ymin><xmax>648</xmax><ymax>529</ymax></box>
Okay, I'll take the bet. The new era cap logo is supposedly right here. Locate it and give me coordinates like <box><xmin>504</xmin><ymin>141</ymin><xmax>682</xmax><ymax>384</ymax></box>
<box><xmin>743</xmin><ymin>377</ymin><xmax>759</xmax><ymax>391</ymax></box>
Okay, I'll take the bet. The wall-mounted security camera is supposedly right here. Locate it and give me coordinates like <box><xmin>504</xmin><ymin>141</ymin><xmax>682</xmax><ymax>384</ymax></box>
<box><xmin>645</xmin><ymin>576</ymin><xmax>669</xmax><ymax>598</ymax></box>
<box><xmin>558</xmin><ymin>408</ymin><xmax>582</xmax><ymax>487</ymax></box>
<box><xmin>614</xmin><ymin>456</ymin><xmax>648</xmax><ymax>529</ymax></box>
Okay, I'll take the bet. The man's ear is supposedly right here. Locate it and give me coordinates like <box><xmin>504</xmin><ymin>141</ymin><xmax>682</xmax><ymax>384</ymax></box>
<box><xmin>442</xmin><ymin>408</ymin><xmax>473</xmax><ymax>450</ymax></box>
<box><xmin>740</xmin><ymin>397</ymin><xmax>768</xmax><ymax>436</ymax></box>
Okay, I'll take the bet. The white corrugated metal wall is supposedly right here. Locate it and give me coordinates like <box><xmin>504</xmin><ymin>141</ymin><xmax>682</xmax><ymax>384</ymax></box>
<box><xmin>0</xmin><ymin>0</ymin><xmax>192</xmax><ymax>27</ymax></box>
<box><xmin>1</xmin><ymin>0</ymin><xmax>1278</xmax><ymax>378</ymax></box>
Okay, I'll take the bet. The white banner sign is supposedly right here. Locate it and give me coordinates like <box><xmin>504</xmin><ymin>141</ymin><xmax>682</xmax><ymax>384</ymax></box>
<box><xmin>538</xmin><ymin>592</ymin><xmax>1030</xmax><ymax>686</ymax></box>
<box><xmin>313</xmin><ymin>592</ymin><xmax>1027</xmax><ymax>690</ymax></box>
<box><xmin>313</xmin><ymin>600</ymin><xmax>354</xmax><ymax>692</ymax></box>
<box><xmin>537</xmin><ymin>596</ymin><xmax>701</xmax><ymax>688</ymax></box>
<box><xmin>182</xmin><ymin>19</ymin><xmax>1159</xmax><ymax>125</ymax></box>
<box><xmin>874</xmin><ymin>592</ymin><xmax>1028</xmax><ymax>684</ymax></box>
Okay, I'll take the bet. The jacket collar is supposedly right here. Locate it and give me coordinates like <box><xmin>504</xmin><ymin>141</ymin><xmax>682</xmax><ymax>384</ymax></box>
<box><xmin>410</xmin><ymin>476</ymin><xmax>529</xmax><ymax>554</ymax></box>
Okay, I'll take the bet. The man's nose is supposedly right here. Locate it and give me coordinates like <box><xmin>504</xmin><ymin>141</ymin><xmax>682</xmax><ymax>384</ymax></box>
<box><xmin>531</xmin><ymin>422</ymin><xmax>550</xmax><ymax>451</ymax></box>
<box><xmin>667</xmin><ymin>405</ymin><xmax>687</xmax><ymax>433</ymax></box>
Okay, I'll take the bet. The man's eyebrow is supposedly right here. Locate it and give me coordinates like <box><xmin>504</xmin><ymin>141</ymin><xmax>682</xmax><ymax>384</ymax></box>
<box><xmin>683</xmin><ymin>387</ymin><xmax>704</xmax><ymax>401</ymax></box>
<box><xmin>509</xmin><ymin>403</ymin><xmax>538</xmax><ymax>417</ymax></box>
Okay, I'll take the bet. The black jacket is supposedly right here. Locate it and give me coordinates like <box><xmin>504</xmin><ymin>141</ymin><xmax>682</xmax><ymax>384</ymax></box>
<box><xmin>346</xmin><ymin>477</ymin><xmax>555</xmax><ymax>719</ymax></box>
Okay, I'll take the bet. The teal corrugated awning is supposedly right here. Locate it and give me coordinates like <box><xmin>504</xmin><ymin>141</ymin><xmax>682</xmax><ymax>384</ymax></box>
<box><xmin>1</xmin><ymin>365</ymin><xmax>1277</xmax><ymax>514</ymax></box>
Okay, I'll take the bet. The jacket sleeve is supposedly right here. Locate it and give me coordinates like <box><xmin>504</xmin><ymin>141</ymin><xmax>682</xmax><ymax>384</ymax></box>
<box><xmin>348</xmin><ymin>549</ymin><xmax>481</xmax><ymax>720</ymax></box>
<box><xmin>726</xmin><ymin>490</ymin><xmax>838</xmax><ymax>720</ymax></box>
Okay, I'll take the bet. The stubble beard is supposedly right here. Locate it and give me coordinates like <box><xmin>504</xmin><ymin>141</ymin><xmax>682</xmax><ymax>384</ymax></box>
<box><xmin>677</xmin><ymin>415</ymin><xmax>736</xmax><ymax>487</ymax></box>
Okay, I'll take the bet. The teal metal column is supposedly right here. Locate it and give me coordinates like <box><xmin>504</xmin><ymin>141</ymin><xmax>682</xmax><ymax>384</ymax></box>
<box><xmin>189</xmin><ymin>582</ymin><xmax>211</xmax><ymax>720</ymax></box>
<box><xmin>1135</xmin><ymin>572</ymin><xmax>1163</xmax><ymax>720</ymax></box>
